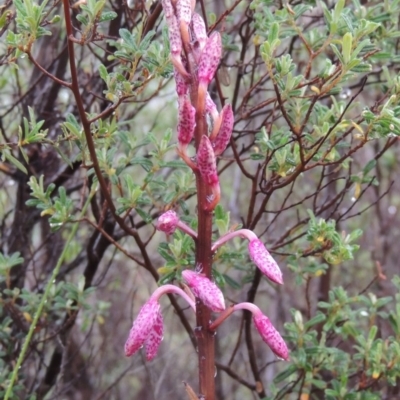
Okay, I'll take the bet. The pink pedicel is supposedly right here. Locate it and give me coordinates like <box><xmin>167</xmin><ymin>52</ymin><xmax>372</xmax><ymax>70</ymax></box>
<box><xmin>156</xmin><ymin>210</ymin><xmax>179</xmax><ymax>235</ymax></box>
<box><xmin>198</xmin><ymin>32</ymin><xmax>222</xmax><ymax>85</ymax></box>
<box><xmin>197</xmin><ymin>135</ymin><xmax>219</xmax><ymax>186</ymax></box>
<box><xmin>253</xmin><ymin>313</ymin><xmax>289</xmax><ymax>361</ymax></box>
<box><xmin>125</xmin><ymin>298</ymin><xmax>161</xmax><ymax>357</ymax></box>
<box><xmin>144</xmin><ymin>308</ymin><xmax>164</xmax><ymax>361</ymax></box>
<box><xmin>178</xmin><ymin>96</ymin><xmax>196</xmax><ymax>146</ymax></box>
<box><xmin>248</xmin><ymin>239</ymin><xmax>283</xmax><ymax>285</ymax></box>
<box><xmin>212</xmin><ymin>104</ymin><xmax>234</xmax><ymax>155</ymax></box>
<box><xmin>182</xmin><ymin>269</ymin><xmax>225</xmax><ymax>312</ymax></box>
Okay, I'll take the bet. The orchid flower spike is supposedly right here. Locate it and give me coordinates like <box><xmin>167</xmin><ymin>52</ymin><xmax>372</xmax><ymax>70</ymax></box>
<box><xmin>248</xmin><ymin>239</ymin><xmax>283</xmax><ymax>285</ymax></box>
<box><xmin>233</xmin><ymin>302</ymin><xmax>289</xmax><ymax>361</ymax></box>
<box><xmin>176</xmin><ymin>0</ymin><xmax>193</xmax><ymax>47</ymax></box>
<box><xmin>125</xmin><ymin>285</ymin><xmax>196</xmax><ymax>360</ymax></box>
<box><xmin>182</xmin><ymin>269</ymin><xmax>225</xmax><ymax>312</ymax></box>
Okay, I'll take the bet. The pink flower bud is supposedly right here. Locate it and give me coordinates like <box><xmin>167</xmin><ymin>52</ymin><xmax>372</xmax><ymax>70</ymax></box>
<box><xmin>191</xmin><ymin>13</ymin><xmax>208</xmax><ymax>52</ymax></box>
<box><xmin>174</xmin><ymin>66</ymin><xmax>189</xmax><ymax>96</ymax></box>
<box><xmin>253</xmin><ymin>313</ymin><xmax>289</xmax><ymax>361</ymax></box>
<box><xmin>125</xmin><ymin>298</ymin><xmax>161</xmax><ymax>357</ymax></box>
<box><xmin>198</xmin><ymin>32</ymin><xmax>222</xmax><ymax>86</ymax></box>
<box><xmin>156</xmin><ymin>210</ymin><xmax>179</xmax><ymax>235</ymax></box>
<box><xmin>206</xmin><ymin>92</ymin><xmax>219</xmax><ymax>120</ymax></box>
<box><xmin>197</xmin><ymin>135</ymin><xmax>219</xmax><ymax>186</ymax></box>
<box><xmin>168</xmin><ymin>13</ymin><xmax>182</xmax><ymax>57</ymax></box>
<box><xmin>182</xmin><ymin>269</ymin><xmax>225</xmax><ymax>312</ymax></box>
<box><xmin>161</xmin><ymin>0</ymin><xmax>174</xmax><ymax>19</ymax></box>
<box><xmin>248</xmin><ymin>239</ymin><xmax>283</xmax><ymax>285</ymax></box>
<box><xmin>176</xmin><ymin>0</ymin><xmax>192</xmax><ymax>25</ymax></box>
<box><xmin>145</xmin><ymin>308</ymin><xmax>164</xmax><ymax>361</ymax></box>
<box><xmin>178</xmin><ymin>96</ymin><xmax>196</xmax><ymax>146</ymax></box>
<box><xmin>212</xmin><ymin>104</ymin><xmax>234</xmax><ymax>156</ymax></box>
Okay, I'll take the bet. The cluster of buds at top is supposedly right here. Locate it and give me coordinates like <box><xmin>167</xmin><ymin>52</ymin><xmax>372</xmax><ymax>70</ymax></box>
<box><xmin>160</xmin><ymin>0</ymin><xmax>233</xmax><ymax>212</ymax></box>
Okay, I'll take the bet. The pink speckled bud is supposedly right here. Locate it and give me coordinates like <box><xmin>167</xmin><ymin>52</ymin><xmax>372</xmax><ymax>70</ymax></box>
<box><xmin>125</xmin><ymin>298</ymin><xmax>161</xmax><ymax>357</ymax></box>
<box><xmin>248</xmin><ymin>239</ymin><xmax>283</xmax><ymax>284</ymax></box>
<box><xmin>198</xmin><ymin>32</ymin><xmax>222</xmax><ymax>85</ymax></box>
<box><xmin>197</xmin><ymin>135</ymin><xmax>218</xmax><ymax>186</ymax></box>
<box><xmin>168</xmin><ymin>13</ymin><xmax>182</xmax><ymax>57</ymax></box>
<box><xmin>174</xmin><ymin>66</ymin><xmax>188</xmax><ymax>96</ymax></box>
<box><xmin>191</xmin><ymin>13</ymin><xmax>208</xmax><ymax>52</ymax></box>
<box><xmin>178</xmin><ymin>97</ymin><xmax>196</xmax><ymax>146</ymax></box>
<box><xmin>212</xmin><ymin>104</ymin><xmax>234</xmax><ymax>156</ymax></box>
<box><xmin>182</xmin><ymin>269</ymin><xmax>225</xmax><ymax>312</ymax></box>
<box><xmin>253</xmin><ymin>313</ymin><xmax>289</xmax><ymax>360</ymax></box>
<box><xmin>176</xmin><ymin>0</ymin><xmax>192</xmax><ymax>25</ymax></box>
<box><xmin>161</xmin><ymin>0</ymin><xmax>174</xmax><ymax>19</ymax></box>
<box><xmin>205</xmin><ymin>92</ymin><xmax>219</xmax><ymax>120</ymax></box>
<box><xmin>144</xmin><ymin>308</ymin><xmax>164</xmax><ymax>361</ymax></box>
<box><xmin>156</xmin><ymin>210</ymin><xmax>179</xmax><ymax>235</ymax></box>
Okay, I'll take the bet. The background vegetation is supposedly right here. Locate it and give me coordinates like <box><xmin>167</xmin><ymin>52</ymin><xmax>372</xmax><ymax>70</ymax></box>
<box><xmin>1</xmin><ymin>0</ymin><xmax>400</xmax><ymax>398</ymax></box>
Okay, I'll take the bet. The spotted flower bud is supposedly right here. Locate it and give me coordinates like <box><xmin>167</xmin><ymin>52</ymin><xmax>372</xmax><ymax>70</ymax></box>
<box><xmin>182</xmin><ymin>269</ymin><xmax>225</xmax><ymax>312</ymax></box>
<box><xmin>176</xmin><ymin>0</ymin><xmax>192</xmax><ymax>25</ymax></box>
<box><xmin>125</xmin><ymin>285</ymin><xmax>195</xmax><ymax>360</ymax></box>
<box><xmin>212</xmin><ymin>104</ymin><xmax>234</xmax><ymax>156</ymax></box>
<box><xmin>125</xmin><ymin>298</ymin><xmax>161</xmax><ymax>358</ymax></box>
<box><xmin>144</xmin><ymin>308</ymin><xmax>164</xmax><ymax>361</ymax></box>
<box><xmin>191</xmin><ymin>13</ymin><xmax>208</xmax><ymax>52</ymax></box>
<box><xmin>205</xmin><ymin>92</ymin><xmax>219</xmax><ymax>121</ymax></box>
<box><xmin>253</xmin><ymin>313</ymin><xmax>289</xmax><ymax>361</ymax></box>
<box><xmin>248</xmin><ymin>239</ymin><xmax>283</xmax><ymax>285</ymax></box>
<box><xmin>174</xmin><ymin>66</ymin><xmax>189</xmax><ymax>96</ymax></box>
<box><xmin>178</xmin><ymin>96</ymin><xmax>196</xmax><ymax>146</ymax></box>
<box><xmin>198</xmin><ymin>32</ymin><xmax>222</xmax><ymax>86</ymax></box>
<box><xmin>197</xmin><ymin>135</ymin><xmax>218</xmax><ymax>186</ymax></box>
<box><xmin>156</xmin><ymin>210</ymin><xmax>179</xmax><ymax>235</ymax></box>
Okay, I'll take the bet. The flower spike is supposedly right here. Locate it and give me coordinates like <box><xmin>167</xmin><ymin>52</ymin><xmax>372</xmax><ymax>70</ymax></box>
<box><xmin>182</xmin><ymin>269</ymin><xmax>225</xmax><ymax>312</ymax></box>
<box><xmin>248</xmin><ymin>239</ymin><xmax>283</xmax><ymax>284</ymax></box>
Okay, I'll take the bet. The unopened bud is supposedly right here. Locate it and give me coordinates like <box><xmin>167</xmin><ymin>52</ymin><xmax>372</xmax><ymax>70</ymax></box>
<box><xmin>156</xmin><ymin>210</ymin><xmax>179</xmax><ymax>235</ymax></box>
<box><xmin>248</xmin><ymin>239</ymin><xmax>283</xmax><ymax>284</ymax></box>
<box><xmin>191</xmin><ymin>13</ymin><xmax>208</xmax><ymax>52</ymax></box>
<box><xmin>178</xmin><ymin>97</ymin><xmax>196</xmax><ymax>146</ymax></box>
<box><xmin>253</xmin><ymin>313</ymin><xmax>289</xmax><ymax>360</ymax></box>
<box><xmin>182</xmin><ymin>270</ymin><xmax>225</xmax><ymax>312</ymax></box>
<box><xmin>212</xmin><ymin>104</ymin><xmax>234</xmax><ymax>156</ymax></box>
<box><xmin>197</xmin><ymin>135</ymin><xmax>218</xmax><ymax>186</ymax></box>
<box><xmin>198</xmin><ymin>32</ymin><xmax>222</xmax><ymax>86</ymax></box>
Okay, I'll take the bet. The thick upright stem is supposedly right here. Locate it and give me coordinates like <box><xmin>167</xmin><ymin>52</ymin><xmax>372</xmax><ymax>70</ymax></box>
<box><xmin>192</xmin><ymin>71</ymin><xmax>216</xmax><ymax>400</ymax></box>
